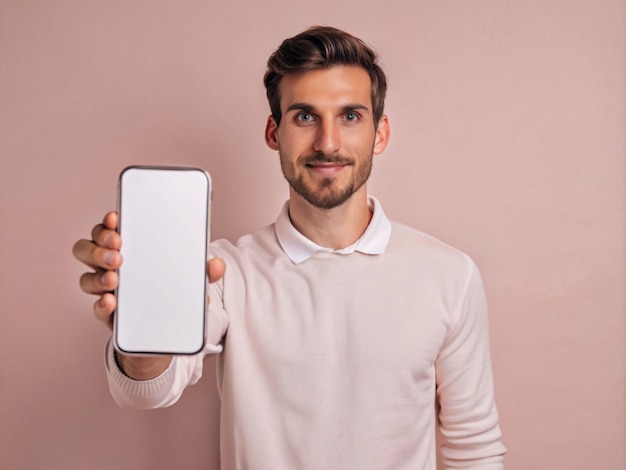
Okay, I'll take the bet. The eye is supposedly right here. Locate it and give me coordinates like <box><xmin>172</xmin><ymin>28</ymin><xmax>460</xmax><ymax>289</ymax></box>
<box><xmin>296</xmin><ymin>112</ymin><xmax>314</xmax><ymax>122</ymax></box>
<box><xmin>344</xmin><ymin>111</ymin><xmax>360</xmax><ymax>122</ymax></box>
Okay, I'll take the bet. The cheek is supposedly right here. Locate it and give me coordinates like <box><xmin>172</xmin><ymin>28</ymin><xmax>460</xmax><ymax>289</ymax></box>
<box><xmin>276</xmin><ymin>128</ymin><xmax>296</xmax><ymax>151</ymax></box>
<box><xmin>278</xmin><ymin>128</ymin><xmax>314</xmax><ymax>155</ymax></box>
<box><xmin>344</xmin><ymin>130</ymin><xmax>376</xmax><ymax>153</ymax></box>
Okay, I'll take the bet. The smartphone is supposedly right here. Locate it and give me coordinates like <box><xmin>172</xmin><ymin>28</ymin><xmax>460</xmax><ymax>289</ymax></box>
<box><xmin>114</xmin><ymin>166</ymin><xmax>211</xmax><ymax>355</ymax></box>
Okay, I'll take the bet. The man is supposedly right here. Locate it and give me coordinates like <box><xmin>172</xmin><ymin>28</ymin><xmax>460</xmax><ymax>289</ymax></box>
<box><xmin>73</xmin><ymin>26</ymin><xmax>506</xmax><ymax>469</ymax></box>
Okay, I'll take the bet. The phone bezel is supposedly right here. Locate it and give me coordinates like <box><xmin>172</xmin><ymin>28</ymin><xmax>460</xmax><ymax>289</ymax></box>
<box><xmin>113</xmin><ymin>165</ymin><xmax>211</xmax><ymax>356</ymax></box>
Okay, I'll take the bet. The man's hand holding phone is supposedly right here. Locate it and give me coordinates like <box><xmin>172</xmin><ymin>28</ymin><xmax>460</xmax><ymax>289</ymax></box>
<box><xmin>72</xmin><ymin>167</ymin><xmax>224</xmax><ymax>380</ymax></box>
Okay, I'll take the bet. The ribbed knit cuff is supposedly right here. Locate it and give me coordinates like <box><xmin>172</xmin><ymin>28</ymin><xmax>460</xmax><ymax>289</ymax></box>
<box><xmin>104</xmin><ymin>337</ymin><xmax>177</xmax><ymax>407</ymax></box>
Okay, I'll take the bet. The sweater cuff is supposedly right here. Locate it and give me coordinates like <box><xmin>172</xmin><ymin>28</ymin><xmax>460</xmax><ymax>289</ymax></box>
<box><xmin>104</xmin><ymin>337</ymin><xmax>177</xmax><ymax>408</ymax></box>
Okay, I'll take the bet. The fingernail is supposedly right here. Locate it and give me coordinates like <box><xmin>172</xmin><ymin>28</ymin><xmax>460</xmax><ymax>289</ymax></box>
<box><xmin>103</xmin><ymin>233</ymin><xmax>112</xmax><ymax>248</ymax></box>
<box><xmin>98</xmin><ymin>297</ymin><xmax>106</xmax><ymax>308</ymax></box>
<box><xmin>103</xmin><ymin>252</ymin><xmax>115</xmax><ymax>266</ymax></box>
<box><xmin>100</xmin><ymin>272</ymin><xmax>108</xmax><ymax>286</ymax></box>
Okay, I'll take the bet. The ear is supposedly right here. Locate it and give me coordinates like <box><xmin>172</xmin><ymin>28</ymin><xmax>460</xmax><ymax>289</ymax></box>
<box><xmin>265</xmin><ymin>115</ymin><xmax>279</xmax><ymax>151</ymax></box>
<box><xmin>373</xmin><ymin>115</ymin><xmax>391</xmax><ymax>155</ymax></box>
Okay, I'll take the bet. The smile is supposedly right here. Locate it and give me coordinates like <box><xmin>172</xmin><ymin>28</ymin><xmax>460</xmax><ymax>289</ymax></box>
<box><xmin>306</xmin><ymin>161</ymin><xmax>350</xmax><ymax>176</ymax></box>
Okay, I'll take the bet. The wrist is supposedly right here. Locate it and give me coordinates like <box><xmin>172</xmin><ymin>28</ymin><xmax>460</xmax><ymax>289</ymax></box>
<box><xmin>114</xmin><ymin>351</ymin><xmax>172</xmax><ymax>380</ymax></box>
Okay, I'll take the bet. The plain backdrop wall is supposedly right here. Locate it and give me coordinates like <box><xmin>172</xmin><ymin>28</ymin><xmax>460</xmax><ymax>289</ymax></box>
<box><xmin>1</xmin><ymin>1</ymin><xmax>624</xmax><ymax>469</ymax></box>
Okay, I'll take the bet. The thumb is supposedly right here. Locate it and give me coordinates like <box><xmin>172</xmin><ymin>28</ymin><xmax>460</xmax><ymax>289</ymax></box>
<box><xmin>207</xmin><ymin>257</ymin><xmax>226</xmax><ymax>283</ymax></box>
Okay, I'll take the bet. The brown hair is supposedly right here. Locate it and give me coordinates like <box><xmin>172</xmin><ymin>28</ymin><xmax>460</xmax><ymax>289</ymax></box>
<box><xmin>264</xmin><ymin>26</ymin><xmax>387</xmax><ymax>126</ymax></box>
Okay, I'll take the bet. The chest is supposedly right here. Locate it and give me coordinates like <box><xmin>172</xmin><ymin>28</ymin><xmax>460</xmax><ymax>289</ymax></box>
<box><xmin>222</xmin><ymin>253</ymin><xmax>454</xmax><ymax>383</ymax></box>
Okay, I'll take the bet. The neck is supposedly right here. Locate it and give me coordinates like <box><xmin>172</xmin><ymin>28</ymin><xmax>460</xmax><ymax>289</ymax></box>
<box><xmin>287</xmin><ymin>186</ymin><xmax>372</xmax><ymax>250</ymax></box>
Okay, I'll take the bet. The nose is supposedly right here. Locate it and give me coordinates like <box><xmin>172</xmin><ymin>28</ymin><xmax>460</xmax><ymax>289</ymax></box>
<box><xmin>313</xmin><ymin>119</ymin><xmax>341</xmax><ymax>155</ymax></box>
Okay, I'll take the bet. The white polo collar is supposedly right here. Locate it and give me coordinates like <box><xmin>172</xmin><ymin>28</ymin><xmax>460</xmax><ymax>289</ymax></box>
<box><xmin>274</xmin><ymin>196</ymin><xmax>392</xmax><ymax>264</ymax></box>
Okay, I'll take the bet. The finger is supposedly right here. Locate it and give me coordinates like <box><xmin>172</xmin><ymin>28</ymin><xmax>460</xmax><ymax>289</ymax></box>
<box><xmin>94</xmin><ymin>293</ymin><xmax>116</xmax><ymax>331</ymax></box>
<box><xmin>91</xmin><ymin>224</ymin><xmax>122</xmax><ymax>250</ymax></box>
<box><xmin>102</xmin><ymin>211</ymin><xmax>118</xmax><ymax>230</ymax></box>
<box><xmin>73</xmin><ymin>239</ymin><xmax>122</xmax><ymax>270</ymax></box>
<box><xmin>207</xmin><ymin>257</ymin><xmax>226</xmax><ymax>283</ymax></box>
<box><xmin>79</xmin><ymin>270</ymin><xmax>118</xmax><ymax>295</ymax></box>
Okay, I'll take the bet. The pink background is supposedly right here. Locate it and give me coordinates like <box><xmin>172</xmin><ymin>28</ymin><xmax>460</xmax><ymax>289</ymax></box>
<box><xmin>1</xmin><ymin>1</ymin><xmax>624</xmax><ymax>469</ymax></box>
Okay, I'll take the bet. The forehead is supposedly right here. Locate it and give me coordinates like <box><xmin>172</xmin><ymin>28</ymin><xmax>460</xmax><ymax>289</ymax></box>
<box><xmin>278</xmin><ymin>65</ymin><xmax>373</xmax><ymax>111</ymax></box>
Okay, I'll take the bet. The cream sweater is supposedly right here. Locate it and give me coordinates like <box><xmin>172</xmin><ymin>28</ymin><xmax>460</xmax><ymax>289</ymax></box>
<box><xmin>106</xmin><ymin>200</ymin><xmax>505</xmax><ymax>469</ymax></box>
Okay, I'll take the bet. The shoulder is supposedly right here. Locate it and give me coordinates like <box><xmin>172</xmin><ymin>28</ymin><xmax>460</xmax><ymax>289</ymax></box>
<box><xmin>389</xmin><ymin>221</ymin><xmax>468</xmax><ymax>258</ymax></box>
<box><xmin>387</xmin><ymin>221</ymin><xmax>477</xmax><ymax>279</ymax></box>
<box><xmin>210</xmin><ymin>224</ymin><xmax>282</xmax><ymax>262</ymax></box>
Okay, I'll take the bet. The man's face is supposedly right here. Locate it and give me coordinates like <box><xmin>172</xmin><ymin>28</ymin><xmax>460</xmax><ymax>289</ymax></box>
<box><xmin>265</xmin><ymin>65</ymin><xmax>389</xmax><ymax>209</ymax></box>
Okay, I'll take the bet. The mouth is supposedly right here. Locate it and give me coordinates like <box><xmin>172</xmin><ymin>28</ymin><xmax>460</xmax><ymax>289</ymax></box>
<box><xmin>305</xmin><ymin>160</ymin><xmax>350</xmax><ymax>176</ymax></box>
<box><xmin>303</xmin><ymin>154</ymin><xmax>353</xmax><ymax>174</ymax></box>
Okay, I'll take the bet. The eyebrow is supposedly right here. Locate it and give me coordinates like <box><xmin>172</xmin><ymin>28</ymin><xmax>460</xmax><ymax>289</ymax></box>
<box><xmin>285</xmin><ymin>103</ymin><xmax>371</xmax><ymax>115</ymax></box>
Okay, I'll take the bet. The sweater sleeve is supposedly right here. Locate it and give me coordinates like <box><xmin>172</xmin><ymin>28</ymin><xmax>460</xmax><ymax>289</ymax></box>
<box><xmin>104</xmin><ymin>338</ymin><xmax>225</xmax><ymax>409</ymax></box>
<box><xmin>104</xmin><ymin>280</ymin><xmax>229</xmax><ymax>409</ymax></box>
<box><xmin>104</xmin><ymin>339</ymin><xmax>209</xmax><ymax>408</ymax></box>
<box><xmin>435</xmin><ymin>256</ymin><xmax>506</xmax><ymax>469</ymax></box>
